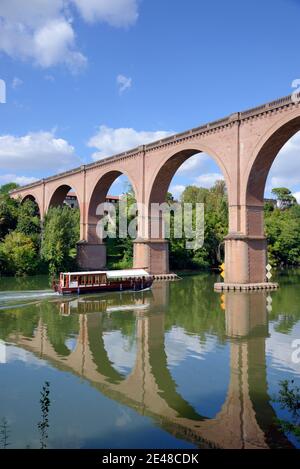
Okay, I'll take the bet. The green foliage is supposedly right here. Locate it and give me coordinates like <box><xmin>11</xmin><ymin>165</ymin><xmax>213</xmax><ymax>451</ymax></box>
<box><xmin>273</xmin><ymin>380</ymin><xmax>300</xmax><ymax>442</ymax></box>
<box><xmin>0</xmin><ymin>193</ymin><xmax>19</xmax><ymax>241</ymax></box>
<box><xmin>272</xmin><ymin>187</ymin><xmax>297</xmax><ymax>209</ymax></box>
<box><xmin>0</xmin><ymin>182</ymin><xmax>19</xmax><ymax>195</ymax></box>
<box><xmin>0</xmin><ymin>231</ymin><xmax>38</xmax><ymax>275</ymax></box>
<box><xmin>107</xmin><ymin>190</ymin><xmax>136</xmax><ymax>269</ymax></box>
<box><xmin>265</xmin><ymin>204</ymin><xmax>300</xmax><ymax>266</ymax></box>
<box><xmin>169</xmin><ymin>181</ymin><xmax>228</xmax><ymax>270</ymax></box>
<box><xmin>41</xmin><ymin>206</ymin><xmax>80</xmax><ymax>275</ymax></box>
<box><xmin>17</xmin><ymin>199</ymin><xmax>41</xmax><ymax>236</ymax></box>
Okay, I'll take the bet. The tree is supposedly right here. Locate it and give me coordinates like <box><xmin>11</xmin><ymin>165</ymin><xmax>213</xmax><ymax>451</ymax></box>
<box><xmin>0</xmin><ymin>194</ymin><xmax>19</xmax><ymax>241</ymax></box>
<box><xmin>0</xmin><ymin>182</ymin><xmax>19</xmax><ymax>195</ymax></box>
<box><xmin>0</xmin><ymin>231</ymin><xmax>38</xmax><ymax>275</ymax></box>
<box><xmin>272</xmin><ymin>187</ymin><xmax>297</xmax><ymax>209</ymax></box>
<box><xmin>16</xmin><ymin>199</ymin><xmax>41</xmax><ymax>245</ymax></box>
<box><xmin>41</xmin><ymin>206</ymin><xmax>80</xmax><ymax>275</ymax></box>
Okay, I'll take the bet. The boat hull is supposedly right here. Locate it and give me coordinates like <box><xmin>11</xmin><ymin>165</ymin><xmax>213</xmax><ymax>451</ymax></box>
<box><xmin>56</xmin><ymin>279</ymin><xmax>153</xmax><ymax>295</ymax></box>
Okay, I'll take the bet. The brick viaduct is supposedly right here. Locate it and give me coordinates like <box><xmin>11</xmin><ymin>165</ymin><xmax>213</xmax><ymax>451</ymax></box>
<box><xmin>10</xmin><ymin>93</ymin><xmax>300</xmax><ymax>285</ymax></box>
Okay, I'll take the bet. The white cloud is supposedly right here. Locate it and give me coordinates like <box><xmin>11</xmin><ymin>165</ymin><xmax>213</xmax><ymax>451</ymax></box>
<box><xmin>0</xmin><ymin>174</ymin><xmax>38</xmax><ymax>186</ymax></box>
<box><xmin>169</xmin><ymin>184</ymin><xmax>186</xmax><ymax>199</ymax></box>
<box><xmin>0</xmin><ymin>0</ymin><xmax>139</xmax><ymax>70</ymax></box>
<box><xmin>117</xmin><ymin>74</ymin><xmax>132</xmax><ymax>94</ymax></box>
<box><xmin>44</xmin><ymin>74</ymin><xmax>55</xmax><ymax>82</ymax></box>
<box><xmin>88</xmin><ymin>125</ymin><xmax>172</xmax><ymax>160</ymax></box>
<box><xmin>177</xmin><ymin>153</ymin><xmax>208</xmax><ymax>174</ymax></box>
<box><xmin>266</xmin><ymin>131</ymin><xmax>300</xmax><ymax>192</ymax></box>
<box><xmin>194</xmin><ymin>172</ymin><xmax>224</xmax><ymax>188</ymax></box>
<box><xmin>33</xmin><ymin>18</ymin><xmax>87</xmax><ymax>70</ymax></box>
<box><xmin>12</xmin><ymin>77</ymin><xmax>23</xmax><ymax>89</ymax></box>
<box><xmin>293</xmin><ymin>191</ymin><xmax>300</xmax><ymax>203</ymax></box>
<box><xmin>0</xmin><ymin>130</ymin><xmax>81</xmax><ymax>173</ymax></box>
<box><xmin>71</xmin><ymin>0</ymin><xmax>138</xmax><ymax>27</ymax></box>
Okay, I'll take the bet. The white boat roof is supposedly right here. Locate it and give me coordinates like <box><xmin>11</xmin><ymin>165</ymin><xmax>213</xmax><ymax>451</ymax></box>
<box><xmin>62</xmin><ymin>269</ymin><xmax>150</xmax><ymax>278</ymax></box>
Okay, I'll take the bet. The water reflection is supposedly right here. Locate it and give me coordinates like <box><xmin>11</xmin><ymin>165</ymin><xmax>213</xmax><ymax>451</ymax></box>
<box><xmin>0</xmin><ymin>276</ymin><xmax>299</xmax><ymax>448</ymax></box>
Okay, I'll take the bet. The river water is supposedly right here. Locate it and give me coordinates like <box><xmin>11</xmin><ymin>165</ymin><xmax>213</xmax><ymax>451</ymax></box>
<box><xmin>0</xmin><ymin>271</ymin><xmax>299</xmax><ymax>449</ymax></box>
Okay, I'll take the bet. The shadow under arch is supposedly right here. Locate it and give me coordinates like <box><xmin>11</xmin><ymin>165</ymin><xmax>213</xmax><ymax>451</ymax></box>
<box><xmin>245</xmin><ymin>115</ymin><xmax>300</xmax><ymax>206</ymax></box>
<box><xmin>47</xmin><ymin>184</ymin><xmax>80</xmax><ymax>210</ymax></box>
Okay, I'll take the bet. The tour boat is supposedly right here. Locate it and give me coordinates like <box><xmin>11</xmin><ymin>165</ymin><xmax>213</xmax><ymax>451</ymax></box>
<box><xmin>53</xmin><ymin>269</ymin><xmax>153</xmax><ymax>295</ymax></box>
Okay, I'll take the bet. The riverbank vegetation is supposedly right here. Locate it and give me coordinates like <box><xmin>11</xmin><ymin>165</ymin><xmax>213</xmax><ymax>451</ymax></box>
<box><xmin>0</xmin><ymin>181</ymin><xmax>300</xmax><ymax>276</ymax></box>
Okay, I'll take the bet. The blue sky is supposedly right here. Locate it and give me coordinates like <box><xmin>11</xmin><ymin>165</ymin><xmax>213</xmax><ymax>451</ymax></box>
<box><xmin>1</xmin><ymin>0</ymin><xmax>300</xmax><ymax>199</ymax></box>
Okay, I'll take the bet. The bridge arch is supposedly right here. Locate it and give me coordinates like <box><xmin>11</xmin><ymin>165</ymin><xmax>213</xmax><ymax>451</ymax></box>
<box><xmin>87</xmin><ymin>168</ymin><xmax>139</xmax><ymax>241</ymax></box>
<box><xmin>46</xmin><ymin>183</ymin><xmax>81</xmax><ymax>211</ymax></box>
<box><xmin>244</xmin><ymin>110</ymin><xmax>300</xmax><ymax>207</ymax></box>
<box><xmin>135</xmin><ymin>144</ymin><xmax>230</xmax><ymax>274</ymax></box>
<box><xmin>78</xmin><ymin>169</ymin><xmax>140</xmax><ymax>270</ymax></box>
<box><xmin>146</xmin><ymin>143</ymin><xmax>231</xmax><ymax>207</ymax></box>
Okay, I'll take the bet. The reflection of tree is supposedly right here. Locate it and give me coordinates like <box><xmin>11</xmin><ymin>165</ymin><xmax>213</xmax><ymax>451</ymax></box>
<box><xmin>102</xmin><ymin>310</ymin><xmax>136</xmax><ymax>346</ymax></box>
<box><xmin>0</xmin><ymin>307</ymin><xmax>39</xmax><ymax>340</ymax></box>
<box><xmin>165</xmin><ymin>274</ymin><xmax>226</xmax><ymax>343</ymax></box>
<box><xmin>40</xmin><ymin>303</ymin><xmax>79</xmax><ymax>357</ymax></box>
<box><xmin>38</xmin><ymin>381</ymin><xmax>51</xmax><ymax>449</ymax></box>
<box><xmin>0</xmin><ymin>418</ymin><xmax>10</xmax><ymax>449</ymax></box>
<box><xmin>268</xmin><ymin>270</ymin><xmax>300</xmax><ymax>334</ymax></box>
<box><xmin>273</xmin><ymin>380</ymin><xmax>300</xmax><ymax>443</ymax></box>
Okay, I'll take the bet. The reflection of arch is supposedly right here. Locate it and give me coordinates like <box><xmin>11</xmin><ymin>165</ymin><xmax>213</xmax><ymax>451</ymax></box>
<box><xmin>87</xmin><ymin>170</ymin><xmax>138</xmax><ymax>243</ymax></box>
<box><xmin>147</xmin><ymin>145</ymin><xmax>230</xmax><ymax>206</ymax></box>
<box><xmin>87</xmin><ymin>313</ymin><xmax>127</xmax><ymax>384</ymax></box>
<box><xmin>245</xmin><ymin>114</ymin><xmax>300</xmax><ymax>206</ymax></box>
<box><xmin>146</xmin><ymin>314</ymin><xmax>204</xmax><ymax>421</ymax></box>
<box><xmin>6</xmin><ymin>289</ymin><xmax>295</xmax><ymax>448</ymax></box>
<box><xmin>21</xmin><ymin>194</ymin><xmax>42</xmax><ymax>217</ymax></box>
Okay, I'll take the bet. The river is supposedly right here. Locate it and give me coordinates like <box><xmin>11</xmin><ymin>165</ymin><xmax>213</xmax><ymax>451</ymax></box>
<box><xmin>0</xmin><ymin>271</ymin><xmax>299</xmax><ymax>449</ymax></box>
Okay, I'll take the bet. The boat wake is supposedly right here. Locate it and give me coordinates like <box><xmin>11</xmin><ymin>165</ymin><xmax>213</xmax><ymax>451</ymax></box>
<box><xmin>0</xmin><ymin>290</ymin><xmax>59</xmax><ymax>309</ymax></box>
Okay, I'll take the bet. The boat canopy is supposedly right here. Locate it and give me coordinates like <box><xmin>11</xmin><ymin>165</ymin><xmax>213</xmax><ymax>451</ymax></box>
<box><xmin>61</xmin><ymin>269</ymin><xmax>150</xmax><ymax>278</ymax></box>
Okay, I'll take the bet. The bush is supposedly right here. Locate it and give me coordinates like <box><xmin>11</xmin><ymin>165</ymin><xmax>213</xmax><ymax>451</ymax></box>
<box><xmin>0</xmin><ymin>232</ymin><xmax>38</xmax><ymax>275</ymax></box>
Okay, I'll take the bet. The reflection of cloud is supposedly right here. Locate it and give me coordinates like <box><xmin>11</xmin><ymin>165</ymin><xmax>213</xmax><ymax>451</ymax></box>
<box><xmin>116</xmin><ymin>408</ymin><xmax>132</xmax><ymax>427</ymax></box>
<box><xmin>5</xmin><ymin>344</ymin><xmax>48</xmax><ymax>367</ymax></box>
<box><xmin>165</xmin><ymin>327</ymin><xmax>217</xmax><ymax>367</ymax></box>
<box><xmin>266</xmin><ymin>320</ymin><xmax>300</xmax><ymax>376</ymax></box>
<box><xmin>103</xmin><ymin>331</ymin><xmax>136</xmax><ymax>375</ymax></box>
<box><xmin>0</xmin><ymin>340</ymin><xmax>6</xmax><ymax>363</ymax></box>
<box><xmin>65</xmin><ymin>337</ymin><xmax>78</xmax><ymax>352</ymax></box>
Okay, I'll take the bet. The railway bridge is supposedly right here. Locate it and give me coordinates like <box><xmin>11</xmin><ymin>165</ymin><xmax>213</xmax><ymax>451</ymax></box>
<box><xmin>10</xmin><ymin>93</ymin><xmax>300</xmax><ymax>285</ymax></box>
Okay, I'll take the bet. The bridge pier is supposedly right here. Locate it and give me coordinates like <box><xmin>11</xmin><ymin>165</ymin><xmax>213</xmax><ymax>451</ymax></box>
<box><xmin>77</xmin><ymin>241</ymin><xmax>106</xmax><ymax>270</ymax></box>
<box><xmin>225</xmin><ymin>233</ymin><xmax>267</xmax><ymax>283</ymax></box>
<box><xmin>215</xmin><ymin>234</ymin><xmax>277</xmax><ymax>290</ymax></box>
<box><xmin>133</xmin><ymin>239</ymin><xmax>169</xmax><ymax>274</ymax></box>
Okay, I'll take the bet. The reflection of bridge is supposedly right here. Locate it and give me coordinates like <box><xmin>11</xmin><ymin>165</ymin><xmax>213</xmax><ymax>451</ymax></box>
<box><xmin>10</xmin><ymin>93</ymin><xmax>300</xmax><ymax>285</ymax></box>
<box><xmin>9</xmin><ymin>287</ymin><xmax>292</xmax><ymax>448</ymax></box>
